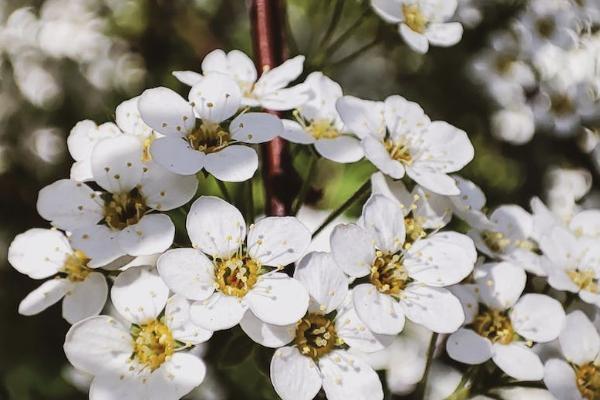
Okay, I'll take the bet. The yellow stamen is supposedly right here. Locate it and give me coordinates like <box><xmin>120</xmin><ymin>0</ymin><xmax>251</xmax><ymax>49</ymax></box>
<box><xmin>131</xmin><ymin>320</ymin><xmax>175</xmax><ymax>372</ymax></box>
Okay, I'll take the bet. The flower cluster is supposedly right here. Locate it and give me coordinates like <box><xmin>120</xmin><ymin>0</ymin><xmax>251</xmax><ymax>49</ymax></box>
<box><xmin>8</xmin><ymin>42</ymin><xmax>600</xmax><ymax>400</ymax></box>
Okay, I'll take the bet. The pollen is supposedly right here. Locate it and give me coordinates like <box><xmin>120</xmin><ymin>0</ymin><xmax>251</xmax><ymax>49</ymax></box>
<box><xmin>307</xmin><ymin>119</ymin><xmax>341</xmax><ymax>140</ymax></box>
<box><xmin>472</xmin><ymin>309</ymin><xmax>515</xmax><ymax>345</ymax></box>
<box><xmin>402</xmin><ymin>3</ymin><xmax>427</xmax><ymax>34</ymax></box>
<box><xmin>131</xmin><ymin>320</ymin><xmax>175</xmax><ymax>372</ymax></box>
<box><xmin>575</xmin><ymin>362</ymin><xmax>600</xmax><ymax>400</ymax></box>
<box><xmin>567</xmin><ymin>268</ymin><xmax>598</xmax><ymax>293</ymax></box>
<box><xmin>482</xmin><ymin>231</ymin><xmax>511</xmax><ymax>253</ymax></box>
<box><xmin>404</xmin><ymin>217</ymin><xmax>426</xmax><ymax>245</ymax></box>
<box><xmin>186</xmin><ymin>122</ymin><xmax>231</xmax><ymax>154</ymax></box>
<box><xmin>104</xmin><ymin>188</ymin><xmax>148</xmax><ymax>230</ymax></box>
<box><xmin>370</xmin><ymin>251</ymin><xmax>409</xmax><ymax>296</ymax></box>
<box><xmin>214</xmin><ymin>256</ymin><xmax>259</xmax><ymax>297</ymax></box>
<box><xmin>384</xmin><ymin>139</ymin><xmax>413</xmax><ymax>165</ymax></box>
<box><xmin>62</xmin><ymin>250</ymin><xmax>91</xmax><ymax>282</ymax></box>
<box><xmin>294</xmin><ymin>314</ymin><xmax>338</xmax><ymax>360</ymax></box>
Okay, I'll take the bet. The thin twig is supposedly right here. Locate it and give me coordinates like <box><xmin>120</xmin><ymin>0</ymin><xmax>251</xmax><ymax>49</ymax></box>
<box><xmin>292</xmin><ymin>154</ymin><xmax>318</xmax><ymax>215</ymax></box>
<box><xmin>324</xmin><ymin>6</ymin><xmax>371</xmax><ymax>56</ymax></box>
<box><xmin>321</xmin><ymin>0</ymin><xmax>345</xmax><ymax>47</ymax></box>
<box><xmin>216</xmin><ymin>178</ymin><xmax>232</xmax><ymax>203</ymax></box>
<box><xmin>416</xmin><ymin>332</ymin><xmax>439</xmax><ymax>399</ymax></box>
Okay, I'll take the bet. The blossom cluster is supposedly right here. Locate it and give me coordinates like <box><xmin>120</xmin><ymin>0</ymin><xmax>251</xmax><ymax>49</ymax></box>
<box><xmin>7</xmin><ymin>37</ymin><xmax>600</xmax><ymax>400</ymax></box>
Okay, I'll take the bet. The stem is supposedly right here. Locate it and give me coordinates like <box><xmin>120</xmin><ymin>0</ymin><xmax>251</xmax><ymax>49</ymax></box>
<box><xmin>216</xmin><ymin>179</ymin><xmax>232</xmax><ymax>203</ymax></box>
<box><xmin>247</xmin><ymin>179</ymin><xmax>255</xmax><ymax>223</ymax></box>
<box><xmin>327</xmin><ymin>38</ymin><xmax>379</xmax><ymax>68</ymax></box>
<box><xmin>416</xmin><ymin>332</ymin><xmax>438</xmax><ymax>399</ymax></box>
<box><xmin>311</xmin><ymin>179</ymin><xmax>370</xmax><ymax>238</ymax></box>
<box><xmin>324</xmin><ymin>6</ymin><xmax>371</xmax><ymax>56</ymax></box>
<box><xmin>321</xmin><ymin>0</ymin><xmax>345</xmax><ymax>47</ymax></box>
<box><xmin>292</xmin><ymin>154</ymin><xmax>318</xmax><ymax>215</ymax></box>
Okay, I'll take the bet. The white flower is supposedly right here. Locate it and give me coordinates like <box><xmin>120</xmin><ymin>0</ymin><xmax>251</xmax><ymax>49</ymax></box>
<box><xmin>156</xmin><ymin>196</ymin><xmax>311</xmax><ymax>331</ymax></box>
<box><xmin>330</xmin><ymin>194</ymin><xmax>476</xmax><ymax>335</ymax></box>
<box><xmin>173</xmin><ymin>49</ymin><xmax>311</xmax><ymax>111</ymax></box>
<box><xmin>370</xmin><ymin>0</ymin><xmax>463</xmax><ymax>54</ymax></box>
<box><xmin>8</xmin><ymin>228</ymin><xmax>108</xmax><ymax>324</ymax></box>
<box><xmin>491</xmin><ymin>107</ymin><xmax>536</xmax><ymax>145</ymax></box>
<box><xmin>280</xmin><ymin>72</ymin><xmax>363</xmax><ymax>163</ymax></box>
<box><xmin>336</xmin><ymin>95</ymin><xmax>474</xmax><ymax>195</ymax></box>
<box><xmin>138</xmin><ymin>74</ymin><xmax>283</xmax><ymax>181</ymax></box>
<box><xmin>64</xmin><ymin>266</ymin><xmax>211</xmax><ymax>400</ymax></box>
<box><xmin>267</xmin><ymin>251</ymin><xmax>389</xmax><ymax>400</ymax></box>
<box><xmin>446</xmin><ymin>261</ymin><xmax>565</xmax><ymax>381</ymax></box>
<box><xmin>38</xmin><ymin>135</ymin><xmax>197</xmax><ymax>263</ymax></box>
<box><xmin>538</xmin><ymin>225</ymin><xmax>600</xmax><ymax>306</ymax></box>
<box><xmin>468</xmin><ymin>204</ymin><xmax>546</xmax><ymax>276</ymax></box>
<box><xmin>544</xmin><ymin>310</ymin><xmax>600</xmax><ymax>400</ymax></box>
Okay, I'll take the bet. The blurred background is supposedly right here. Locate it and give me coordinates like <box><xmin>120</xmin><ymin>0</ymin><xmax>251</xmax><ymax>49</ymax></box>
<box><xmin>0</xmin><ymin>0</ymin><xmax>598</xmax><ymax>399</ymax></box>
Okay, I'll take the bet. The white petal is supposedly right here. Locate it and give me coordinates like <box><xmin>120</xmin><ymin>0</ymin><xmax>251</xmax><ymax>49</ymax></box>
<box><xmin>62</xmin><ymin>272</ymin><xmax>108</xmax><ymax>324</ymax></box>
<box><xmin>91</xmin><ymin>135</ymin><xmax>144</xmax><ymax>193</ymax></box>
<box><xmin>153</xmin><ymin>352</ymin><xmax>207</xmax><ymax>399</ymax></box>
<box><xmin>201</xmin><ymin>49</ymin><xmax>228</xmax><ymax>74</ymax></box>
<box><xmin>570</xmin><ymin>209</ymin><xmax>600</xmax><ymax>237</ymax></box>
<box><xmin>400</xmin><ymin>284</ymin><xmax>464</xmax><ymax>333</ymax></box>
<box><xmin>330</xmin><ymin>224</ymin><xmax>375</xmax><ymax>278</ymax></box>
<box><xmin>414</xmin><ymin>121</ymin><xmax>474</xmax><ymax>174</ymax></box>
<box><xmin>70</xmin><ymin>160</ymin><xmax>93</xmax><ymax>182</ymax></box>
<box><xmin>543</xmin><ymin>359</ymin><xmax>582</xmax><ymax>400</ymax></box>
<box><xmin>140</xmin><ymin>162</ymin><xmax>198</xmax><ymax>210</ymax></box>
<box><xmin>294</xmin><ymin>252</ymin><xmax>349</xmax><ymax>314</ymax></box>
<box><xmin>399</xmin><ymin>24</ymin><xmax>429</xmax><ymax>54</ymax></box>
<box><xmin>67</xmin><ymin>120</ymin><xmax>119</xmax><ymax>162</ymax></box>
<box><xmin>19</xmin><ymin>278</ymin><xmax>70</xmax><ymax>316</ymax></box>
<box><xmin>510</xmin><ymin>294</ymin><xmax>565</xmax><ymax>343</ymax></box>
<box><xmin>115</xmin><ymin>96</ymin><xmax>152</xmax><ymax>137</ymax></box>
<box><xmin>204</xmin><ymin>145</ymin><xmax>258</xmax><ymax>182</ymax></box>
<box><xmin>446</xmin><ymin>328</ymin><xmax>493</xmax><ymax>364</ymax></box>
<box><xmin>255</xmin><ymin>56</ymin><xmax>305</xmax><ymax>92</ymax></box>
<box><xmin>449</xmin><ymin>284</ymin><xmax>479</xmax><ymax>324</ymax></box>
<box><xmin>315</xmin><ymin>136</ymin><xmax>364</xmax><ymax>163</ymax></box>
<box><xmin>352</xmin><ymin>283</ymin><xmax>405</xmax><ymax>335</ymax></box>
<box><xmin>225</xmin><ymin>49</ymin><xmax>257</xmax><ymax>84</ymax></box>
<box><xmin>384</xmin><ymin>95</ymin><xmax>430</xmax><ymax>142</ymax></box>
<box><xmin>319</xmin><ymin>350</ymin><xmax>383</xmax><ymax>400</ymax></box>
<box><xmin>111</xmin><ymin>266</ymin><xmax>169</xmax><ymax>324</ymax></box>
<box><xmin>406</xmin><ymin>168</ymin><xmax>459</xmax><ymax>195</ymax></box>
<box><xmin>37</xmin><ymin>179</ymin><xmax>104</xmax><ymax>231</ymax></box>
<box><xmin>490</xmin><ymin>204</ymin><xmax>533</xmax><ymax>240</ymax></box>
<box><xmin>138</xmin><ymin>87</ymin><xmax>195</xmax><ymax>136</ymax></box>
<box><xmin>412</xmin><ymin>186</ymin><xmax>452</xmax><ymax>229</ymax></box>
<box><xmin>474</xmin><ymin>261</ymin><xmax>526</xmax><ymax>310</ymax></box>
<box><xmin>247</xmin><ymin>216</ymin><xmax>311</xmax><ymax>267</ymax></box>
<box><xmin>363</xmin><ymin>136</ymin><xmax>405</xmax><ymax>179</ymax></box>
<box><xmin>370</xmin><ymin>0</ymin><xmax>404</xmax><ymax>23</ymax></box>
<box><xmin>452</xmin><ymin>175</ymin><xmax>486</xmax><ymax>211</ymax></box>
<box><xmin>70</xmin><ymin>225</ymin><xmax>124</xmax><ymax>268</ymax></box>
<box><xmin>492</xmin><ymin>343</ymin><xmax>544</xmax><ymax>381</ymax></box>
<box><xmin>150</xmin><ymin>136</ymin><xmax>205</xmax><ymax>176</ymax></box>
<box><xmin>425</xmin><ymin>23</ymin><xmax>463</xmax><ymax>47</ymax></box>
<box><xmin>240</xmin><ymin>310</ymin><xmax>295</xmax><ymax>348</ymax></box>
<box><xmin>280</xmin><ymin>119</ymin><xmax>315</xmax><ymax>144</ymax></box>
<box><xmin>370</xmin><ymin>171</ymin><xmax>413</xmax><ymax>210</ymax></box>
<box><xmin>190</xmin><ymin>292</ymin><xmax>247</xmax><ymax>331</ymax></box>
<box><xmin>187</xmin><ymin>196</ymin><xmax>246</xmax><ymax>259</ymax></box>
<box><xmin>257</xmin><ymin>84</ymin><xmax>312</xmax><ymax>111</ymax></box>
<box><xmin>247</xmin><ymin>273</ymin><xmax>309</xmax><ymax>326</ymax></box>
<box><xmin>270</xmin><ymin>346</ymin><xmax>321</xmax><ymax>400</ymax></box>
<box><xmin>172</xmin><ymin>70</ymin><xmax>203</xmax><ymax>86</ymax></box>
<box><xmin>335</xmin><ymin>299</ymin><xmax>394</xmax><ymax>353</ymax></box>
<box><xmin>404</xmin><ymin>231</ymin><xmax>476</xmax><ymax>286</ymax></box>
<box><xmin>230</xmin><ymin>112</ymin><xmax>283</xmax><ymax>143</ymax></box>
<box><xmin>361</xmin><ymin>194</ymin><xmax>406</xmax><ymax>253</ymax></box>
<box><xmin>156</xmin><ymin>248</ymin><xmax>216</xmax><ymax>301</ymax></box>
<box><xmin>165</xmin><ymin>295</ymin><xmax>213</xmax><ymax>344</ymax></box>
<box><xmin>64</xmin><ymin>315</ymin><xmax>132</xmax><ymax>376</ymax></box>
<box><xmin>118</xmin><ymin>214</ymin><xmax>175</xmax><ymax>256</ymax></box>
<box><xmin>335</xmin><ymin>96</ymin><xmax>386</xmax><ymax>140</ymax></box>
<box><xmin>559</xmin><ymin>310</ymin><xmax>600</xmax><ymax>365</ymax></box>
<box><xmin>8</xmin><ymin>228</ymin><xmax>69</xmax><ymax>279</ymax></box>
<box><xmin>189</xmin><ymin>74</ymin><xmax>241</xmax><ymax>123</ymax></box>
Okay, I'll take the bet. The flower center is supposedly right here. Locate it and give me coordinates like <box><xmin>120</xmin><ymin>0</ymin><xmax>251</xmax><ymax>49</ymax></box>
<box><xmin>402</xmin><ymin>4</ymin><xmax>427</xmax><ymax>33</ymax></box>
<box><xmin>186</xmin><ymin>122</ymin><xmax>230</xmax><ymax>154</ymax></box>
<box><xmin>294</xmin><ymin>313</ymin><xmax>339</xmax><ymax>360</ymax></box>
<box><xmin>472</xmin><ymin>309</ymin><xmax>515</xmax><ymax>345</ymax></box>
<box><xmin>215</xmin><ymin>256</ymin><xmax>259</xmax><ymax>297</ymax></box>
<box><xmin>307</xmin><ymin>119</ymin><xmax>341</xmax><ymax>140</ymax></box>
<box><xmin>384</xmin><ymin>139</ymin><xmax>413</xmax><ymax>165</ymax></box>
<box><xmin>550</xmin><ymin>94</ymin><xmax>574</xmax><ymax>116</ymax></box>
<box><xmin>404</xmin><ymin>217</ymin><xmax>426</xmax><ymax>247</ymax></box>
<box><xmin>495</xmin><ymin>54</ymin><xmax>516</xmax><ymax>75</ymax></box>
<box><xmin>131</xmin><ymin>320</ymin><xmax>175</xmax><ymax>372</ymax></box>
<box><xmin>104</xmin><ymin>188</ymin><xmax>148</xmax><ymax>230</ymax></box>
<box><xmin>62</xmin><ymin>250</ymin><xmax>91</xmax><ymax>282</ymax></box>
<box><xmin>370</xmin><ymin>251</ymin><xmax>409</xmax><ymax>296</ymax></box>
<box><xmin>576</xmin><ymin>363</ymin><xmax>600</xmax><ymax>400</ymax></box>
<box><xmin>567</xmin><ymin>268</ymin><xmax>598</xmax><ymax>293</ymax></box>
<box><xmin>482</xmin><ymin>230</ymin><xmax>510</xmax><ymax>253</ymax></box>
<box><xmin>535</xmin><ymin>17</ymin><xmax>556</xmax><ymax>38</ymax></box>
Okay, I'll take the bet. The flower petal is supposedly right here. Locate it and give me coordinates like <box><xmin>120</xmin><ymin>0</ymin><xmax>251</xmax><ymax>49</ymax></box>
<box><xmin>118</xmin><ymin>214</ymin><xmax>175</xmax><ymax>256</ymax></box>
<box><xmin>361</xmin><ymin>194</ymin><xmax>406</xmax><ymax>254</ymax></box>
<box><xmin>8</xmin><ymin>228</ymin><xmax>69</xmax><ymax>279</ymax></box>
<box><xmin>165</xmin><ymin>295</ymin><xmax>213</xmax><ymax>345</ymax></box>
<box><xmin>247</xmin><ymin>216</ymin><xmax>311</xmax><ymax>267</ymax></box>
<box><xmin>474</xmin><ymin>261</ymin><xmax>526</xmax><ymax>310</ymax></box>
<box><xmin>406</xmin><ymin>169</ymin><xmax>459</xmax><ymax>195</ymax></box>
<box><xmin>111</xmin><ymin>266</ymin><xmax>169</xmax><ymax>324</ymax></box>
<box><xmin>187</xmin><ymin>196</ymin><xmax>246</xmax><ymax>259</ymax></box>
<box><xmin>280</xmin><ymin>119</ymin><xmax>315</xmax><ymax>144</ymax></box>
<box><xmin>425</xmin><ymin>23</ymin><xmax>463</xmax><ymax>47</ymax></box>
<box><xmin>255</xmin><ymin>55</ymin><xmax>305</xmax><ymax>92</ymax></box>
<box><xmin>204</xmin><ymin>145</ymin><xmax>258</xmax><ymax>182</ymax></box>
<box><xmin>400</xmin><ymin>284</ymin><xmax>464</xmax><ymax>333</ymax></box>
<box><xmin>37</xmin><ymin>179</ymin><xmax>104</xmax><ymax>231</ymax></box>
<box><xmin>330</xmin><ymin>223</ymin><xmax>375</xmax><ymax>278</ymax></box>
<box><xmin>492</xmin><ymin>343</ymin><xmax>544</xmax><ymax>381</ymax></box>
<box><xmin>449</xmin><ymin>283</ymin><xmax>479</xmax><ymax>324</ymax></box>
<box><xmin>335</xmin><ymin>96</ymin><xmax>385</xmax><ymax>140</ymax></box>
<box><xmin>240</xmin><ymin>310</ymin><xmax>295</xmax><ymax>348</ymax></box>
<box><xmin>363</xmin><ymin>136</ymin><xmax>405</xmax><ymax>179</ymax></box>
<box><xmin>319</xmin><ymin>350</ymin><xmax>383</xmax><ymax>400</ymax></box>
<box><xmin>315</xmin><ymin>136</ymin><xmax>364</xmax><ymax>163</ymax></box>
<box><xmin>172</xmin><ymin>70</ymin><xmax>203</xmax><ymax>86</ymax></box>
<box><xmin>399</xmin><ymin>24</ymin><xmax>429</xmax><ymax>54</ymax></box>
<box><xmin>370</xmin><ymin>0</ymin><xmax>404</xmax><ymax>23</ymax></box>
<box><xmin>294</xmin><ymin>252</ymin><xmax>349</xmax><ymax>314</ymax></box>
<box><xmin>247</xmin><ymin>273</ymin><xmax>309</xmax><ymax>326</ymax></box>
<box><xmin>352</xmin><ymin>283</ymin><xmax>405</xmax><ymax>335</ymax></box>
<box><xmin>270</xmin><ymin>346</ymin><xmax>321</xmax><ymax>400</ymax></box>
<box><xmin>190</xmin><ymin>292</ymin><xmax>247</xmax><ymax>331</ymax></box>
<box><xmin>446</xmin><ymin>328</ymin><xmax>493</xmax><ymax>364</ymax></box>
<box><xmin>62</xmin><ymin>272</ymin><xmax>107</xmax><ymax>324</ymax></box>
<box><xmin>189</xmin><ymin>74</ymin><xmax>241</xmax><ymax>123</ymax></box>
<box><xmin>115</xmin><ymin>96</ymin><xmax>152</xmax><ymax>137</ymax></box>
<box><xmin>543</xmin><ymin>359</ymin><xmax>582</xmax><ymax>400</ymax></box>
<box><xmin>67</xmin><ymin>120</ymin><xmax>120</xmax><ymax>163</ymax></box>
<box><xmin>510</xmin><ymin>294</ymin><xmax>565</xmax><ymax>343</ymax></box>
<box><xmin>138</xmin><ymin>87</ymin><xmax>195</xmax><ymax>136</ymax></box>
<box><xmin>153</xmin><ymin>352</ymin><xmax>207</xmax><ymax>399</ymax></box>
<box><xmin>140</xmin><ymin>162</ymin><xmax>198</xmax><ymax>211</ymax></box>
<box><xmin>230</xmin><ymin>112</ymin><xmax>283</xmax><ymax>143</ymax></box>
<box><xmin>150</xmin><ymin>136</ymin><xmax>205</xmax><ymax>176</ymax></box>
<box><xmin>156</xmin><ymin>248</ymin><xmax>216</xmax><ymax>301</ymax></box>
<box><xmin>70</xmin><ymin>225</ymin><xmax>124</xmax><ymax>268</ymax></box>
<box><xmin>559</xmin><ymin>310</ymin><xmax>600</xmax><ymax>365</ymax></box>
<box><xmin>19</xmin><ymin>278</ymin><xmax>70</xmax><ymax>316</ymax></box>
<box><xmin>570</xmin><ymin>209</ymin><xmax>600</xmax><ymax>237</ymax></box>
<box><xmin>91</xmin><ymin>135</ymin><xmax>145</xmax><ymax>193</ymax></box>
<box><xmin>413</xmin><ymin>121</ymin><xmax>474</xmax><ymax>173</ymax></box>
<box><xmin>335</xmin><ymin>298</ymin><xmax>394</xmax><ymax>353</ymax></box>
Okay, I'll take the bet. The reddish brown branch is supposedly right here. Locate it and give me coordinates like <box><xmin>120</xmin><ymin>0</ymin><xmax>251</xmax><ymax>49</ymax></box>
<box><xmin>249</xmin><ymin>0</ymin><xmax>298</xmax><ymax>217</ymax></box>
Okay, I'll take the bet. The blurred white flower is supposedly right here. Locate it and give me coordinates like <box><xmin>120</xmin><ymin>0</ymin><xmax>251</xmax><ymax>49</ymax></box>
<box><xmin>29</xmin><ymin>127</ymin><xmax>65</xmax><ymax>164</ymax></box>
<box><xmin>491</xmin><ymin>107</ymin><xmax>535</xmax><ymax>145</ymax></box>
